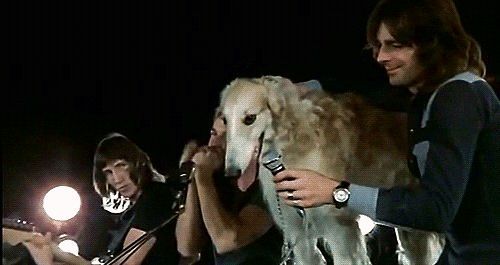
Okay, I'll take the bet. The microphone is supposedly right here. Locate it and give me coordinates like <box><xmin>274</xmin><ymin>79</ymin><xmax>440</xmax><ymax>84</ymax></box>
<box><xmin>262</xmin><ymin>149</ymin><xmax>305</xmax><ymax>218</ymax></box>
<box><xmin>172</xmin><ymin>160</ymin><xmax>195</xmax><ymax>213</ymax></box>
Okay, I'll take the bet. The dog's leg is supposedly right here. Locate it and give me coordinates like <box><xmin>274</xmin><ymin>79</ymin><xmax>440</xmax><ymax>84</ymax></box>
<box><xmin>291</xmin><ymin>228</ymin><xmax>325</xmax><ymax>265</ymax></box>
<box><xmin>395</xmin><ymin>228</ymin><xmax>445</xmax><ymax>265</ymax></box>
<box><xmin>314</xmin><ymin>208</ymin><xmax>372</xmax><ymax>265</ymax></box>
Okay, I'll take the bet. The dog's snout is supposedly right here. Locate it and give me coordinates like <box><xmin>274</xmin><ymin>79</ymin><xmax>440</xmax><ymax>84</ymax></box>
<box><xmin>225</xmin><ymin>166</ymin><xmax>242</xmax><ymax>178</ymax></box>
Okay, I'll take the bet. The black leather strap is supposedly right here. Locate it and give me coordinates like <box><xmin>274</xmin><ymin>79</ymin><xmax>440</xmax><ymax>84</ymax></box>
<box><xmin>336</xmin><ymin>181</ymin><xmax>350</xmax><ymax>189</ymax></box>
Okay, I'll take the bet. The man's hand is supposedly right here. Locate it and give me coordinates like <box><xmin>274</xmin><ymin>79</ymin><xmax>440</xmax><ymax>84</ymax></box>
<box><xmin>274</xmin><ymin>169</ymin><xmax>340</xmax><ymax>208</ymax></box>
<box><xmin>22</xmin><ymin>232</ymin><xmax>55</xmax><ymax>265</ymax></box>
<box><xmin>192</xmin><ymin>146</ymin><xmax>224</xmax><ymax>175</ymax></box>
<box><xmin>27</xmin><ymin>232</ymin><xmax>52</xmax><ymax>247</ymax></box>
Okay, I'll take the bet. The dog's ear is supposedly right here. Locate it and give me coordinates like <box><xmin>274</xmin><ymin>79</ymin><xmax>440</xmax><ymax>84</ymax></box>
<box><xmin>263</xmin><ymin>77</ymin><xmax>283</xmax><ymax>115</ymax></box>
<box><xmin>262</xmin><ymin>76</ymin><xmax>296</xmax><ymax>116</ymax></box>
<box><xmin>218</xmin><ymin>80</ymin><xmax>235</xmax><ymax>113</ymax></box>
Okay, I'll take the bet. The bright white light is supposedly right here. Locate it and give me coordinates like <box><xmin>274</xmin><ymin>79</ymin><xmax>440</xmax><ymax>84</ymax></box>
<box><xmin>357</xmin><ymin>214</ymin><xmax>376</xmax><ymax>235</ymax></box>
<box><xmin>58</xmin><ymin>239</ymin><xmax>79</xmax><ymax>256</ymax></box>
<box><xmin>43</xmin><ymin>186</ymin><xmax>81</xmax><ymax>221</ymax></box>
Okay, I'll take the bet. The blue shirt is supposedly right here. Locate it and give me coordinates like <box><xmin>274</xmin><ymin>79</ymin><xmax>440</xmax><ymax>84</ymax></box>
<box><xmin>348</xmin><ymin>72</ymin><xmax>500</xmax><ymax>264</ymax></box>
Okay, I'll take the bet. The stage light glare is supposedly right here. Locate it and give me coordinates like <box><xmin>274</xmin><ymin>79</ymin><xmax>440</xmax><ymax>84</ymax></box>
<box><xmin>357</xmin><ymin>214</ymin><xmax>376</xmax><ymax>235</ymax></box>
<box><xmin>58</xmin><ymin>238</ymin><xmax>79</xmax><ymax>256</ymax></box>
<box><xmin>43</xmin><ymin>186</ymin><xmax>81</xmax><ymax>221</ymax></box>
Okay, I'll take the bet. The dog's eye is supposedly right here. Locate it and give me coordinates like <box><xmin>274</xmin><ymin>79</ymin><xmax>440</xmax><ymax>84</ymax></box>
<box><xmin>243</xmin><ymin>114</ymin><xmax>257</xmax><ymax>125</ymax></box>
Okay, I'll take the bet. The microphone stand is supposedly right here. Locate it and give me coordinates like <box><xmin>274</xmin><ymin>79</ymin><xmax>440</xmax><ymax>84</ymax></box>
<box><xmin>103</xmin><ymin>161</ymin><xmax>195</xmax><ymax>265</ymax></box>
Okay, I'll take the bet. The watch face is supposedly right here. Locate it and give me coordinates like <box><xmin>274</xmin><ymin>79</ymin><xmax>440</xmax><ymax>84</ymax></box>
<box><xmin>334</xmin><ymin>188</ymin><xmax>350</xmax><ymax>203</ymax></box>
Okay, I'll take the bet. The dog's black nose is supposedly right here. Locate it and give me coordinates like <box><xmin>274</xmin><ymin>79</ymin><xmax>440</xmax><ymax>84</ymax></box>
<box><xmin>225</xmin><ymin>167</ymin><xmax>241</xmax><ymax>178</ymax></box>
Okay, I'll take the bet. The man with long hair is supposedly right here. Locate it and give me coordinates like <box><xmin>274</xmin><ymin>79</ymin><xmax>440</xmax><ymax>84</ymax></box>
<box><xmin>175</xmin><ymin>116</ymin><xmax>282</xmax><ymax>265</ymax></box>
<box><xmin>90</xmin><ymin>133</ymin><xmax>179</xmax><ymax>264</ymax></box>
<box><xmin>272</xmin><ymin>0</ymin><xmax>500</xmax><ymax>264</ymax></box>
<box><xmin>23</xmin><ymin>133</ymin><xmax>180</xmax><ymax>264</ymax></box>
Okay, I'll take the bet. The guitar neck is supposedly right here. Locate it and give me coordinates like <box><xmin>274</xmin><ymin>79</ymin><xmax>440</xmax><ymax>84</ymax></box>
<box><xmin>2</xmin><ymin>218</ymin><xmax>37</xmax><ymax>232</ymax></box>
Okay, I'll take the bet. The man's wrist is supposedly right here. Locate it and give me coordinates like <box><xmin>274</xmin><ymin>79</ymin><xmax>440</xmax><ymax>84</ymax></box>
<box><xmin>195</xmin><ymin>165</ymin><xmax>216</xmax><ymax>174</ymax></box>
<box><xmin>326</xmin><ymin>180</ymin><xmax>339</xmax><ymax>204</ymax></box>
<box><xmin>332</xmin><ymin>181</ymin><xmax>351</xmax><ymax>209</ymax></box>
<box><xmin>194</xmin><ymin>167</ymin><xmax>216</xmax><ymax>184</ymax></box>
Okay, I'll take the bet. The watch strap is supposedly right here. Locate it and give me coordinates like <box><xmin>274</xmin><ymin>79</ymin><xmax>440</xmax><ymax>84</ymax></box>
<box><xmin>333</xmin><ymin>181</ymin><xmax>351</xmax><ymax>209</ymax></box>
<box><xmin>337</xmin><ymin>181</ymin><xmax>350</xmax><ymax>189</ymax></box>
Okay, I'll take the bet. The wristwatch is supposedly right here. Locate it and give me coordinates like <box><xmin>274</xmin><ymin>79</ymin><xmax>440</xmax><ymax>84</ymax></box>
<box><xmin>332</xmin><ymin>181</ymin><xmax>350</xmax><ymax>209</ymax></box>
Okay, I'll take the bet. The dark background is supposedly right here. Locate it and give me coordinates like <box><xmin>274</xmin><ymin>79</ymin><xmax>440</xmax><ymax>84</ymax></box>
<box><xmin>5</xmin><ymin>0</ymin><xmax>500</xmax><ymax>258</ymax></box>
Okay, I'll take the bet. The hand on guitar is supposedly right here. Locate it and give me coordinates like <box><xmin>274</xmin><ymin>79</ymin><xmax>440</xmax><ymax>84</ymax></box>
<box><xmin>25</xmin><ymin>232</ymin><xmax>90</xmax><ymax>265</ymax></box>
<box><xmin>20</xmin><ymin>232</ymin><xmax>55</xmax><ymax>265</ymax></box>
<box><xmin>3</xmin><ymin>218</ymin><xmax>85</xmax><ymax>264</ymax></box>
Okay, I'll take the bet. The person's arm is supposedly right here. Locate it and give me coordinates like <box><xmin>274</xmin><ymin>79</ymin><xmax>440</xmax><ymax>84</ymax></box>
<box><xmin>295</xmin><ymin>79</ymin><xmax>323</xmax><ymax>97</ymax></box>
<box><xmin>193</xmin><ymin>146</ymin><xmax>274</xmax><ymax>254</ymax></box>
<box><xmin>15</xmin><ymin>232</ymin><xmax>56</xmax><ymax>265</ymax></box>
<box><xmin>49</xmin><ymin>244</ymin><xmax>91</xmax><ymax>265</ymax></box>
<box><xmin>112</xmin><ymin>228</ymin><xmax>156</xmax><ymax>265</ymax></box>
<box><xmin>175</xmin><ymin>178</ymin><xmax>209</xmax><ymax>261</ymax></box>
<box><xmin>22</xmin><ymin>232</ymin><xmax>91</xmax><ymax>265</ymax></box>
<box><xmin>175</xmin><ymin>140</ymin><xmax>210</xmax><ymax>262</ymax></box>
<box><xmin>372</xmin><ymin>82</ymin><xmax>486</xmax><ymax>231</ymax></box>
<box><xmin>274</xmin><ymin>82</ymin><xmax>487</xmax><ymax>232</ymax></box>
<box><xmin>120</xmin><ymin>181</ymin><xmax>179</xmax><ymax>264</ymax></box>
<box><xmin>196</xmin><ymin>168</ymin><xmax>274</xmax><ymax>254</ymax></box>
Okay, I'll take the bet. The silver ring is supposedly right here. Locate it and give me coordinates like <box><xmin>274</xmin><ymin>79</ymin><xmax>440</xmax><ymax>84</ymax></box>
<box><xmin>287</xmin><ymin>191</ymin><xmax>294</xmax><ymax>200</ymax></box>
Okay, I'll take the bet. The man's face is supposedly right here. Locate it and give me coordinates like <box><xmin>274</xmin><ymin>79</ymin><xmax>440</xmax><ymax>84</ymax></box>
<box><xmin>208</xmin><ymin>117</ymin><xmax>227</xmax><ymax>149</ymax></box>
<box><xmin>375</xmin><ymin>23</ymin><xmax>424</xmax><ymax>93</ymax></box>
<box><xmin>103</xmin><ymin>159</ymin><xmax>140</xmax><ymax>199</ymax></box>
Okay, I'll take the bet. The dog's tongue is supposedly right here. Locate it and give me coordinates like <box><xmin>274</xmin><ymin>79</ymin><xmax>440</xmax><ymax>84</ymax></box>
<box><xmin>238</xmin><ymin>152</ymin><xmax>257</xmax><ymax>192</ymax></box>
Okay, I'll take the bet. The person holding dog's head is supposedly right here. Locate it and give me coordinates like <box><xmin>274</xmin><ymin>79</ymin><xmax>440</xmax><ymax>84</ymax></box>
<box><xmin>273</xmin><ymin>0</ymin><xmax>500</xmax><ymax>264</ymax></box>
<box><xmin>175</xmin><ymin>115</ymin><xmax>282</xmax><ymax>265</ymax></box>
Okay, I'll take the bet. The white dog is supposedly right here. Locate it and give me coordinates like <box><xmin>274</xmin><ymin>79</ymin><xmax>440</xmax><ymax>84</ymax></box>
<box><xmin>219</xmin><ymin>76</ymin><xmax>444</xmax><ymax>265</ymax></box>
